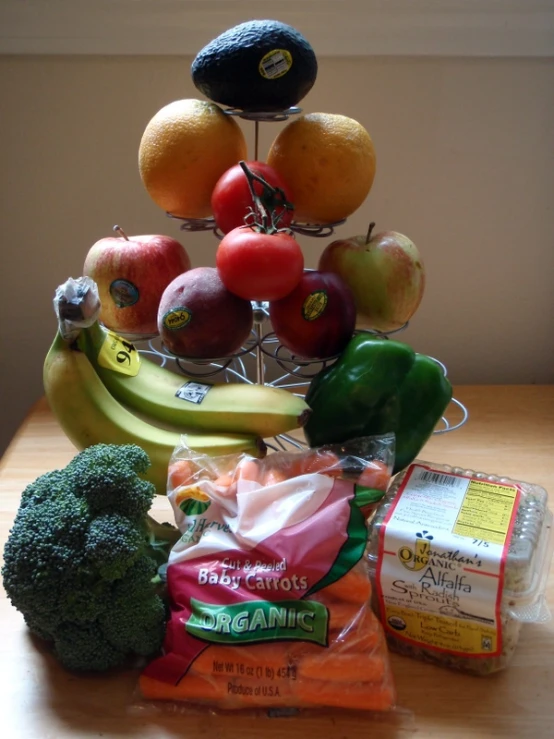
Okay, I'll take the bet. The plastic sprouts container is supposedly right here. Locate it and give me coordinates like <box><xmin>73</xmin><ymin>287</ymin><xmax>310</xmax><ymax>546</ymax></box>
<box><xmin>366</xmin><ymin>461</ymin><xmax>554</xmax><ymax>674</ymax></box>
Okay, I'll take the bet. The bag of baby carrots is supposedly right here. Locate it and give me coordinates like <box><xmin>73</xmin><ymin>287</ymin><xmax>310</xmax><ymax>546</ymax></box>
<box><xmin>140</xmin><ymin>435</ymin><xmax>397</xmax><ymax>714</ymax></box>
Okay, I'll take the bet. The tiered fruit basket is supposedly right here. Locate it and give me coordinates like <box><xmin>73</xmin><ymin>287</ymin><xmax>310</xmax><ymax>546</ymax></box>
<box><xmin>140</xmin><ymin>104</ymin><xmax>468</xmax><ymax>451</ymax></box>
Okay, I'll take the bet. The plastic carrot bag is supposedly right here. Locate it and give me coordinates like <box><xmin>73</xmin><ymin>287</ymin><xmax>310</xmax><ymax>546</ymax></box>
<box><xmin>140</xmin><ymin>434</ymin><xmax>397</xmax><ymax>714</ymax></box>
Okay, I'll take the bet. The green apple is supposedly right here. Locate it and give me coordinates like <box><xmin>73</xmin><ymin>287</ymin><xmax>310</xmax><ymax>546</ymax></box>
<box><xmin>318</xmin><ymin>223</ymin><xmax>426</xmax><ymax>332</ymax></box>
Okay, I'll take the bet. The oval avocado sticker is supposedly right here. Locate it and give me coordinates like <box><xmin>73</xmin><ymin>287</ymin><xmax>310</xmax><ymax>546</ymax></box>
<box><xmin>302</xmin><ymin>290</ymin><xmax>328</xmax><ymax>321</ymax></box>
<box><xmin>109</xmin><ymin>279</ymin><xmax>139</xmax><ymax>308</ymax></box>
<box><xmin>259</xmin><ymin>49</ymin><xmax>293</xmax><ymax>80</ymax></box>
<box><xmin>162</xmin><ymin>307</ymin><xmax>192</xmax><ymax>331</ymax></box>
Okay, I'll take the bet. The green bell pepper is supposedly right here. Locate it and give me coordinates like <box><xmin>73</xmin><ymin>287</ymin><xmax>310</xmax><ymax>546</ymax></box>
<box><xmin>304</xmin><ymin>333</ymin><xmax>453</xmax><ymax>474</ymax></box>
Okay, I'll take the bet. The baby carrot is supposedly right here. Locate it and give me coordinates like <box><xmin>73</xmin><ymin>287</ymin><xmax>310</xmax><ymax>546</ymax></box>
<box><xmin>297</xmin><ymin>652</ymin><xmax>385</xmax><ymax>683</ymax></box>
<box><xmin>235</xmin><ymin>458</ymin><xmax>262</xmax><ymax>484</ymax></box>
<box><xmin>321</xmin><ymin>599</ymin><xmax>363</xmax><ymax>632</ymax></box>
<box><xmin>289</xmin><ymin>612</ymin><xmax>382</xmax><ymax>663</ymax></box>
<box><xmin>139</xmin><ymin>672</ymin><xmax>224</xmax><ymax>702</ymax></box>
<box><xmin>168</xmin><ymin>459</ymin><xmax>195</xmax><ymax>489</ymax></box>
<box><xmin>192</xmin><ymin>643</ymin><xmax>291</xmax><ymax>677</ymax></box>
<box><xmin>143</xmin><ymin>672</ymin><xmax>295</xmax><ymax>709</ymax></box>
<box><xmin>318</xmin><ymin>566</ymin><xmax>372</xmax><ymax>604</ymax></box>
<box><xmin>334</xmin><ymin>629</ymin><xmax>384</xmax><ymax>655</ymax></box>
<box><xmin>295</xmin><ymin>678</ymin><xmax>396</xmax><ymax>712</ymax></box>
<box><xmin>221</xmin><ymin>676</ymin><xmax>295</xmax><ymax>709</ymax></box>
<box><xmin>213</xmin><ymin>473</ymin><xmax>234</xmax><ymax>488</ymax></box>
<box><xmin>300</xmin><ymin>450</ymin><xmax>343</xmax><ymax>477</ymax></box>
<box><xmin>356</xmin><ymin>460</ymin><xmax>391</xmax><ymax>490</ymax></box>
<box><xmin>330</xmin><ymin>609</ymin><xmax>382</xmax><ymax>647</ymax></box>
<box><xmin>262</xmin><ymin>468</ymin><xmax>289</xmax><ymax>486</ymax></box>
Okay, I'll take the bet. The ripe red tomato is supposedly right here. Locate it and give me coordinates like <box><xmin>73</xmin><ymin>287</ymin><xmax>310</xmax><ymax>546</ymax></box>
<box><xmin>211</xmin><ymin>161</ymin><xmax>294</xmax><ymax>235</ymax></box>
<box><xmin>216</xmin><ymin>227</ymin><xmax>304</xmax><ymax>301</ymax></box>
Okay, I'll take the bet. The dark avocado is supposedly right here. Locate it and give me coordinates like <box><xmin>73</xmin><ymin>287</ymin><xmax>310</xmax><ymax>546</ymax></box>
<box><xmin>191</xmin><ymin>19</ymin><xmax>318</xmax><ymax>112</ymax></box>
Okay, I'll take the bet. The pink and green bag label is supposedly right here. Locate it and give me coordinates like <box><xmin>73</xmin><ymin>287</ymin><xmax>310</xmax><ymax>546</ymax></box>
<box><xmin>144</xmin><ymin>472</ymin><xmax>369</xmax><ymax>684</ymax></box>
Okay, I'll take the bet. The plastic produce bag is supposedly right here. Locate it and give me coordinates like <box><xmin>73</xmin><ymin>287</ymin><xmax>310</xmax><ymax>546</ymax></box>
<box><xmin>140</xmin><ymin>435</ymin><xmax>397</xmax><ymax>713</ymax></box>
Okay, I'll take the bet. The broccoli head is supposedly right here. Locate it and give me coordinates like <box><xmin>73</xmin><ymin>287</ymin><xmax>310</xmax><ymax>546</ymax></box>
<box><xmin>2</xmin><ymin>443</ymin><xmax>179</xmax><ymax>672</ymax></box>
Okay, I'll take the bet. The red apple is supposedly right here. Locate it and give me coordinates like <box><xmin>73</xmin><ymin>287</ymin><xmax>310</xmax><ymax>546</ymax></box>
<box><xmin>318</xmin><ymin>223</ymin><xmax>425</xmax><ymax>332</ymax></box>
<box><xmin>269</xmin><ymin>270</ymin><xmax>357</xmax><ymax>359</ymax></box>
<box><xmin>157</xmin><ymin>267</ymin><xmax>253</xmax><ymax>359</ymax></box>
<box><xmin>83</xmin><ymin>226</ymin><xmax>191</xmax><ymax>339</ymax></box>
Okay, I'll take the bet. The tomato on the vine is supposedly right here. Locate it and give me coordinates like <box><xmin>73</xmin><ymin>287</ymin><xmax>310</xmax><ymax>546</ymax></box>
<box><xmin>216</xmin><ymin>227</ymin><xmax>304</xmax><ymax>302</ymax></box>
<box><xmin>211</xmin><ymin>161</ymin><xmax>294</xmax><ymax>235</ymax></box>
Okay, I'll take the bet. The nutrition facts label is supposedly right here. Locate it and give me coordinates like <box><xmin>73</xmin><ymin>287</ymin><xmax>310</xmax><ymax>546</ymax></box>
<box><xmin>376</xmin><ymin>464</ymin><xmax>521</xmax><ymax>656</ymax></box>
<box><xmin>454</xmin><ymin>481</ymin><xmax>519</xmax><ymax>545</ymax></box>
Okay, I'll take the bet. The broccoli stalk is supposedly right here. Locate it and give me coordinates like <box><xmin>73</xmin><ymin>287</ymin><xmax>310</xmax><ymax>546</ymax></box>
<box><xmin>2</xmin><ymin>443</ymin><xmax>180</xmax><ymax>672</ymax></box>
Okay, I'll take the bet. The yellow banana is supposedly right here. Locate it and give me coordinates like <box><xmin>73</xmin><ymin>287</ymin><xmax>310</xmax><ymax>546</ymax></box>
<box><xmin>76</xmin><ymin>322</ymin><xmax>311</xmax><ymax>437</ymax></box>
<box><xmin>43</xmin><ymin>332</ymin><xmax>266</xmax><ymax>495</ymax></box>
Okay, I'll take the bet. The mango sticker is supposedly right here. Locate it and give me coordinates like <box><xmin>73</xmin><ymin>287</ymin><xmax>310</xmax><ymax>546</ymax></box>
<box><xmin>163</xmin><ymin>307</ymin><xmax>192</xmax><ymax>331</ymax></box>
<box><xmin>259</xmin><ymin>49</ymin><xmax>293</xmax><ymax>80</ymax></box>
<box><xmin>302</xmin><ymin>291</ymin><xmax>328</xmax><ymax>321</ymax></box>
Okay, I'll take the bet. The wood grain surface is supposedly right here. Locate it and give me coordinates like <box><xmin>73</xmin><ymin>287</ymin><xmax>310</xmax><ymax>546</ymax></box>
<box><xmin>1</xmin><ymin>386</ymin><xmax>553</xmax><ymax>738</ymax></box>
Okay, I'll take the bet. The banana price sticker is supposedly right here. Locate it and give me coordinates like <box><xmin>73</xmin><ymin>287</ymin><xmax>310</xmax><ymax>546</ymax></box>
<box><xmin>98</xmin><ymin>331</ymin><xmax>141</xmax><ymax>376</ymax></box>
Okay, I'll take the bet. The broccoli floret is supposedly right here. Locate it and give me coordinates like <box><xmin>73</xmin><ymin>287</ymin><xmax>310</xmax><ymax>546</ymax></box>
<box><xmin>65</xmin><ymin>443</ymin><xmax>154</xmax><ymax>519</ymax></box>
<box><xmin>99</xmin><ymin>591</ymin><xmax>167</xmax><ymax>657</ymax></box>
<box><xmin>2</xmin><ymin>443</ymin><xmax>179</xmax><ymax>673</ymax></box>
<box><xmin>53</xmin><ymin>622</ymin><xmax>127</xmax><ymax>673</ymax></box>
<box><xmin>85</xmin><ymin>512</ymin><xmax>145</xmax><ymax>581</ymax></box>
<box><xmin>18</xmin><ymin>469</ymin><xmax>67</xmax><ymax>510</ymax></box>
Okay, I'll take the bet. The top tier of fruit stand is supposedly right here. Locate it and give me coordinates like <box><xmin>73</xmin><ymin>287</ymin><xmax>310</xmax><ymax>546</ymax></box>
<box><xmin>169</xmin><ymin>106</ymin><xmax>346</xmax><ymax>240</ymax></box>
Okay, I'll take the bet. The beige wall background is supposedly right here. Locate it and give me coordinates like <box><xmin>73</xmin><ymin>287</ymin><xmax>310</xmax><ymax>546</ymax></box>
<box><xmin>1</xmin><ymin>54</ymin><xmax>553</xmax><ymax>456</ymax></box>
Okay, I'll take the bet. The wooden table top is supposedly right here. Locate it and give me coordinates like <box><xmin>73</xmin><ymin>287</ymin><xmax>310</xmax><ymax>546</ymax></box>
<box><xmin>1</xmin><ymin>386</ymin><xmax>553</xmax><ymax>738</ymax></box>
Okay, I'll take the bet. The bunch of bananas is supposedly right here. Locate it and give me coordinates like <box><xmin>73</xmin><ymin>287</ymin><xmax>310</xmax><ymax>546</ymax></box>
<box><xmin>43</xmin><ymin>322</ymin><xmax>311</xmax><ymax>495</ymax></box>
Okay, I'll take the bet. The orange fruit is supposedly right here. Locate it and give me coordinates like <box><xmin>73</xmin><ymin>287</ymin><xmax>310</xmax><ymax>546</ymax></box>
<box><xmin>266</xmin><ymin>112</ymin><xmax>376</xmax><ymax>224</ymax></box>
<box><xmin>138</xmin><ymin>99</ymin><xmax>248</xmax><ymax>219</ymax></box>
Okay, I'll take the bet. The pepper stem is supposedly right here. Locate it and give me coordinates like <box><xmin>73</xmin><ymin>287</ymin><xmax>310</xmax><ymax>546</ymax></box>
<box><xmin>113</xmin><ymin>225</ymin><xmax>129</xmax><ymax>241</ymax></box>
<box><xmin>365</xmin><ymin>222</ymin><xmax>376</xmax><ymax>244</ymax></box>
